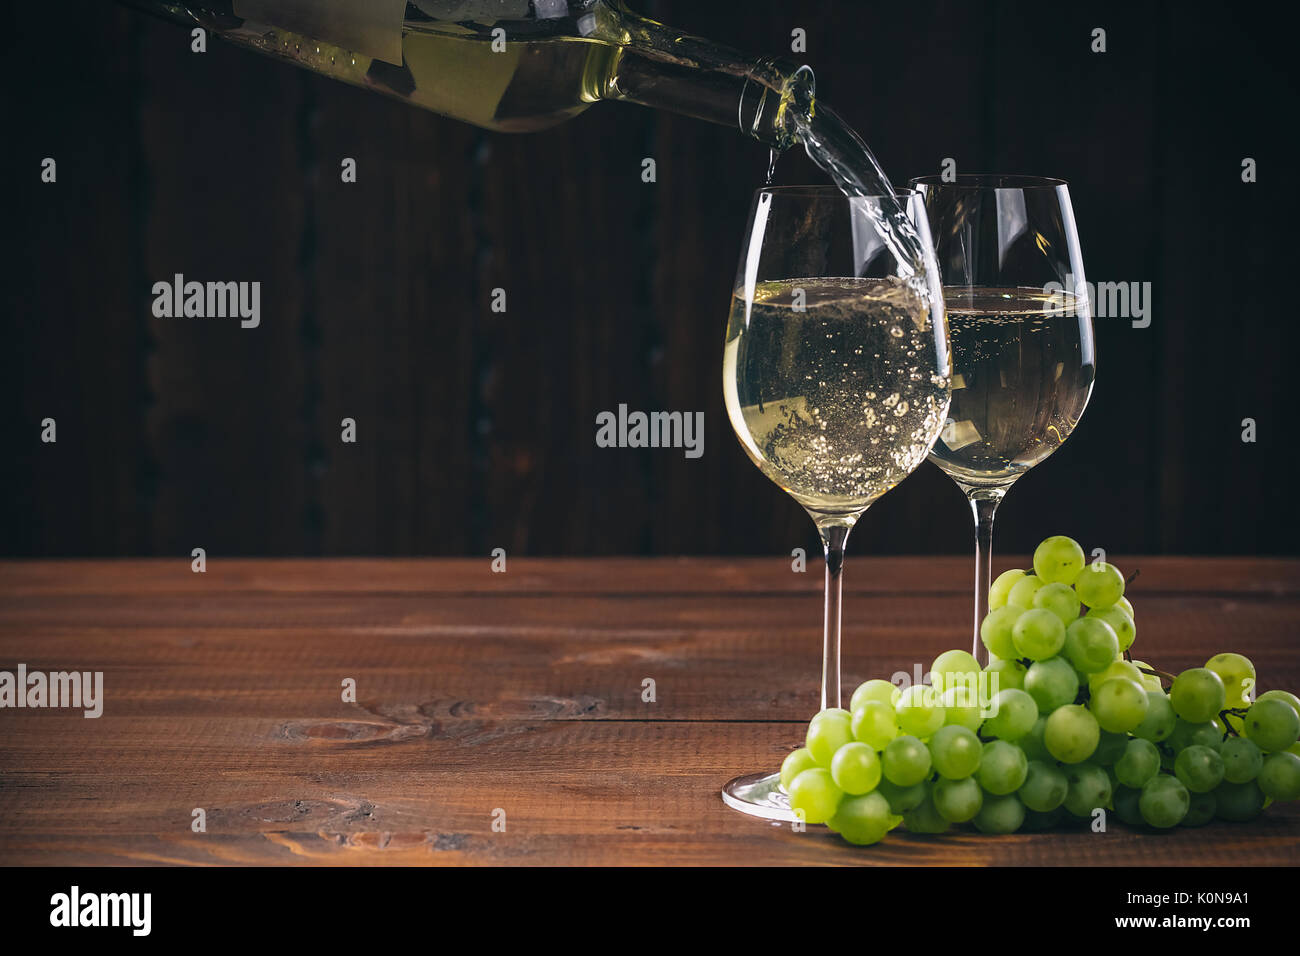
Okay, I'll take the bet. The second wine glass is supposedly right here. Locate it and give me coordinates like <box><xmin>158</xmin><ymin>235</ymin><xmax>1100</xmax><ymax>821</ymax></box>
<box><xmin>910</xmin><ymin>175</ymin><xmax>1096</xmax><ymax>664</ymax></box>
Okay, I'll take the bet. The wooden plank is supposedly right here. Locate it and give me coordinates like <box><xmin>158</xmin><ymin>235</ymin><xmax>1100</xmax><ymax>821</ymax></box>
<box><xmin>0</xmin><ymin>720</ymin><xmax>1295</xmax><ymax>867</ymax></box>
<box><xmin>1</xmin><ymin>594</ymin><xmax>1297</xmax><ymax>720</ymax></box>
<box><xmin>1</xmin><ymin>556</ymin><xmax>1298</xmax><ymax>595</ymax></box>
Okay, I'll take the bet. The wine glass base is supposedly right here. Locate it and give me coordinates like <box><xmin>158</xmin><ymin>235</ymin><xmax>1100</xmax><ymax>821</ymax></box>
<box><xmin>721</xmin><ymin>770</ymin><xmax>799</xmax><ymax>822</ymax></box>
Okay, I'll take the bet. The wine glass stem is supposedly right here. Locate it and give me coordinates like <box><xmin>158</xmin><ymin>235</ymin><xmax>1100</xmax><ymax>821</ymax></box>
<box><xmin>819</xmin><ymin>523</ymin><xmax>851</xmax><ymax>711</ymax></box>
<box><xmin>968</xmin><ymin>494</ymin><xmax>1001</xmax><ymax>666</ymax></box>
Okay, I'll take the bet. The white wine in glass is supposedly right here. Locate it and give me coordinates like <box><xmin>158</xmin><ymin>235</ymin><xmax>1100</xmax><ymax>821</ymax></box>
<box><xmin>721</xmin><ymin>187</ymin><xmax>950</xmax><ymax>821</ymax></box>
<box><xmin>724</xmin><ymin>277</ymin><xmax>950</xmax><ymax>515</ymax></box>
<box><xmin>930</xmin><ymin>287</ymin><xmax>1093</xmax><ymax>488</ymax></box>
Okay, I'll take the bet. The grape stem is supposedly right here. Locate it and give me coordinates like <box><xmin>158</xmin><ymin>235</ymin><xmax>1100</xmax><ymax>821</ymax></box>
<box><xmin>1135</xmin><ymin>662</ymin><xmax>1177</xmax><ymax>683</ymax></box>
<box><xmin>1125</xmin><ymin>568</ymin><xmax>1141</xmax><ymax>586</ymax></box>
<box><xmin>1218</xmin><ymin>707</ymin><xmax>1248</xmax><ymax>738</ymax></box>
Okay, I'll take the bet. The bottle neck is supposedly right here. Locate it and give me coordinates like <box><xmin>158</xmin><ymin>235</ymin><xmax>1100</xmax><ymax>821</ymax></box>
<box><xmin>598</xmin><ymin>6</ymin><xmax>815</xmax><ymax>149</ymax></box>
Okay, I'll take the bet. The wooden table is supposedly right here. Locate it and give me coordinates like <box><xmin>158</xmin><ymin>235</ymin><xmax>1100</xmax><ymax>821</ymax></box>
<box><xmin>1</xmin><ymin>557</ymin><xmax>1297</xmax><ymax>866</ymax></box>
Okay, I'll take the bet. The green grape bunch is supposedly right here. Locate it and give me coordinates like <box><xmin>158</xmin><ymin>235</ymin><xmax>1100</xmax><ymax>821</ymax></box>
<box><xmin>780</xmin><ymin>534</ymin><xmax>1300</xmax><ymax>845</ymax></box>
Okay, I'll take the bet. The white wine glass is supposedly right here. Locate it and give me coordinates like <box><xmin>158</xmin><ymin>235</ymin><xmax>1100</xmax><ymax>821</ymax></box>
<box><xmin>910</xmin><ymin>175</ymin><xmax>1096</xmax><ymax>666</ymax></box>
<box><xmin>721</xmin><ymin>187</ymin><xmax>951</xmax><ymax>820</ymax></box>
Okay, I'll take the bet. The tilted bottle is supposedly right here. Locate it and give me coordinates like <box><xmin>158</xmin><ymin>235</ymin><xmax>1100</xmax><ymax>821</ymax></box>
<box><xmin>125</xmin><ymin>1</ymin><xmax>814</xmax><ymax>147</ymax></box>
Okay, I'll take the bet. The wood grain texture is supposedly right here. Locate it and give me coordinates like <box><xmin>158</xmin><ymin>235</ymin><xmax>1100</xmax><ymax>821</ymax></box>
<box><xmin>1</xmin><ymin>557</ymin><xmax>1297</xmax><ymax>866</ymax></box>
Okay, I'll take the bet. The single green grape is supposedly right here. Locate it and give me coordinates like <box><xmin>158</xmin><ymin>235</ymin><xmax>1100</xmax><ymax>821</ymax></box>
<box><xmin>1087</xmin><ymin>660</ymin><xmax>1144</xmax><ymax>695</ymax></box>
<box><xmin>1062</xmin><ymin>763</ymin><xmax>1112</xmax><ymax>817</ymax></box>
<box><xmin>989</xmin><ymin>568</ymin><xmax>1027</xmax><ymax>610</ymax></box>
<box><xmin>973</xmin><ymin>792</ymin><xmax>1026</xmax><ymax>834</ymax></box>
<box><xmin>1205</xmin><ymin>652</ymin><xmax>1256</xmax><ymax>709</ymax></box>
<box><xmin>828</xmin><ymin>791</ymin><xmax>894</xmax><ymax>845</ymax></box>
<box><xmin>1244</xmin><ymin>698</ymin><xmax>1300</xmax><ymax>752</ymax></box>
<box><xmin>1074</xmin><ymin>561</ymin><xmax>1125</xmax><ymax>609</ymax></box>
<box><xmin>902</xmin><ymin>791</ymin><xmax>949</xmax><ymax>834</ymax></box>
<box><xmin>983</xmin><ymin>688</ymin><xmax>1038</xmax><ymax>741</ymax></box>
<box><xmin>806</xmin><ymin>708</ymin><xmax>855</xmax><ymax>766</ymax></box>
<box><xmin>941</xmin><ymin>700</ymin><xmax>984</xmax><ymax>731</ymax></box>
<box><xmin>984</xmin><ymin>658</ymin><xmax>1027</xmax><ymax>693</ymax></box>
<box><xmin>831</xmin><ymin>741</ymin><xmax>883</xmax><ymax>795</ymax></box>
<box><xmin>1020</xmin><ymin>716</ymin><xmax>1051</xmax><ymax>762</ymax></box>
<box><xmin>1092</xmin><ymin>730</ymin><xmax>1129</xmax><ymax>766</ymax></box>
<box><xmin>874</xmin><ymin>777</ymin><xmax>927</xmax><ymax>814</ymax></box>
<box><xmin>1170</xmin><ymin>668</ymin><xmax>1227</xmax><ymax>724</ymax></box>
<box><xmin>1257</xmin><ymin>752</ymin><xmax>1300</xmax><ymax>801</ymax></box>
<box><xmin>980</xmin><ymin>605</ymin><xmax>1023</xmax><ymax>660</ymax></box>
<box><xmin>1139</xmin><ymin>774</ymin><xmax>1190</xmax><ymax>828</ymax></box>
<box><xmin>895</xmin><ymin>684</ymin><xmax>946</xmax><ymax>738</ymax></box>
<box><xmin>1032</xmin><ymin>535</ymin><xmax>1086</xmax><ymax>584</ymax></box>
<box><xmin>1133</xmin><ymin>691</ymin><xmax>1177</xmax><ymax>742</ymax></box>
<box><xmin>931</xmin><ymin>649</ymin><xmax>981</xmax><ymax>685</ymax></box>
<box><xmin>882</xmin><ymin>734</ymin><xmax>932</xmax><ymax>787</ymax></box>
<box><xmin>1256</xmin><ymin>689</ymin><xmax>1300</xmax><ymax>722</ymax></box>
<box><xmin>1019</xmin><ymin>759</ymin><xmax>1069</xmax><ymax>812</ymax></box>
<box><xmin>1085</xmin><ymin>605</ymin><xmax>1136</xmax><ymax>652</ymax></box>
<box><xmin>850</xmin><ymin>678</ymin><xmax>901</xmax><ymax>713</ymax></box>
<box><xmin>1063</xmin><ymin>617</ymin><xmax>1120</xmax><ymax>674</ymax></box>
<box><xmin>933</xmin><ymin>775</ymin><xmax>984</xmax><ymax>822</ymax></box>
<box><xmin>934</xmin><ymin>662</ymin><xmax>982</xmax><ymax>726</ymax></box>
<box><xmin>1032</xmin><ymin>581</ymin><xmax>1083</xmax><ymax>626</ymax></box>
<box><xmin>1007</xmin><ymin>575</ymin><xmax>1046</xmax><ymax>609</ymax></box>
<box><xmin>1168</xmin><ymin>719</ymin><xmax>1222</xmax><ymax>753</ymax></box>
<box><xmin>851</xmin><ymin>700</ymin><xmax>899</xmax><ymax>750</ymax></box>
<box><xmin>779</xmin><ymin>747</ymin><xmax>820</xmax><ymax>791</ymax></box>
<box><xmin>977</xmin><ymin>740</ymin><xmax>1029</xmax><ymax>794</ymax></box>
<box><xmin>787</xmin><ymin>767</ymin><xmax>843</xmax><ymax>824</ymax></box>
<box><xmin>1025</xmin><ymin>657</ymin><xmax>1080</xmax><ymax>713</ymax></box>
<box><xmin>928</xmin><ymin>724</ymin><xmax>982</xmax><ymax>780</ymax></box>
<box><xmin>1174</xmin><ymin>744</ymin><xmax>1225</xmax><ymax>793</ymax></box>
<box><xmin>1090</xmin><ymin>677</ymin><xmax>1150</xmax><ymax>734</ymax></box>
<box><xmin>1214</xmin><ymin>779</ymin><xmax>1265</xmax><ymax>822</ymax></box>
<box><xmin>1182</xmin><ymin>791</ymin><xmax>1216</xmax><ymax>827</ymax></box>
<box><xmin>1012</xmin><ymin>608</ymin><xmax>1068</xmax><ymax>661</ymax></box>
<box><xmin>1112</xmin><ymin>785</ymin><xmax>1144</xmax><ymax>826</ymax></box>
<box><xmin>1044</xmin><ymin>704</ymin><xmax>1100</xmax><ymax>764</ymax></box>
<box><xmin>1218</xmin><ymin>735</ymin><xmax>1263</xmax><ymax>784</ymax></box>
<box><xmin>1116</xmin><ymin>595</ymin><xmax>1135</xmax><ymax>618</ymax></box>
<box><xmin>1115</xmin><ymin>737</ymin><xmax>1161</xmax><ymax>788</ymax></box>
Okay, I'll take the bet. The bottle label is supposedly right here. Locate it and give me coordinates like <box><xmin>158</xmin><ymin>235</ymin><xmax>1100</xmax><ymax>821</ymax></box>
<box><xmin>232</xmin><ymin>0</ymin><xmax>407</xmax><ymax>65</ymax></box>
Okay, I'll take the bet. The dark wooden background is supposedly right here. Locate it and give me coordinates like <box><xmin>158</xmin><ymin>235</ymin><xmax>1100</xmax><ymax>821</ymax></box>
<box><xmin>1</xmin><ymin>1</ymin><xmax>1293</xmax><ymax>557</ymax></box>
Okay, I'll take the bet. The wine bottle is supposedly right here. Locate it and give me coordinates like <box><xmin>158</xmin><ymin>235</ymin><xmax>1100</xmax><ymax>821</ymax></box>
<box><xmin>124</xmin><ymin>1</ymin><xmax>814</xmax><ymax>148</ymax></box>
